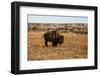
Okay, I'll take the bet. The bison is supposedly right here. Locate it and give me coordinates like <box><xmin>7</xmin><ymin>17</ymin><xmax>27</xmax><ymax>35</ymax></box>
<box><xmin>43</xmin><ymin>31</ymin><xmax>64</xmax><ymax>47</ymax></box>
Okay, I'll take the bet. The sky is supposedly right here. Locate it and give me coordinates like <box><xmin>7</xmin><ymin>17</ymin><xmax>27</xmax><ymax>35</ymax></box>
<box><xmin>28</xmin><ymin>14</ymin><xmax>88</xmax><ymax>23</ymax></box>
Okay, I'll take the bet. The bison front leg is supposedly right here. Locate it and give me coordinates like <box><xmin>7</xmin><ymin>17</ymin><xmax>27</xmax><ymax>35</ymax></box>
<box><xmin>45</xmin><ymin>41</ymin><xmax>48</xmax><ymax>47</ymax></box>
<box><xmin>52</xmin><ymin>40</ymin><xmax>58</xmax><ymax>47</ymax></box>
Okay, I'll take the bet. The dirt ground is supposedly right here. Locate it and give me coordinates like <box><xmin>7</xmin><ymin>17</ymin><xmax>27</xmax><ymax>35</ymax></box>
<box><xmin>28</xmin><ymin>32</ymin><xmax>88</xmax><ymax>61</ymax></box>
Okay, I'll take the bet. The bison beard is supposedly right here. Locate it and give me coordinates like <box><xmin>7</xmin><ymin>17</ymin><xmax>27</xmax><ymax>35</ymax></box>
<box><xmin>43</xmin><ymin>31</ymin><xmax>64</xmax><ymax>47</ymax></box>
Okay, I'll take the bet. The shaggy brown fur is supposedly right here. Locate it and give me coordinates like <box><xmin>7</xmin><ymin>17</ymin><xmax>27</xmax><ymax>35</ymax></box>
<box><xmin>43</xmin><ymin>31</ymin><xmax>64</xmax><ymax>47</ymax></box>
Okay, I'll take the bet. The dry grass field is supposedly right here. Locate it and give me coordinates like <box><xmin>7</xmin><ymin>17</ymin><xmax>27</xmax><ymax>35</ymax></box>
<box><xmin>28</xmin><ymin>31</ymin><xmax>88</xmax><ymax>61</ymax></box>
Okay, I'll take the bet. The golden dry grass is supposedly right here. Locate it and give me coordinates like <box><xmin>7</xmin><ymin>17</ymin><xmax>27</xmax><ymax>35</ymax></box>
<box><xmin>28</xmin><ymin>32</ymin><xmax>88</xmax><ymax>61</ymax></box>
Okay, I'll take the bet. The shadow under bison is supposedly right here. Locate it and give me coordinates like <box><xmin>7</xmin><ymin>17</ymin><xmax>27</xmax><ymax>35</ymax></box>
<box><xmin>43</xmin><ymin>31</ymin><xmax>64</xmax><ymax>47</ymax></box>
